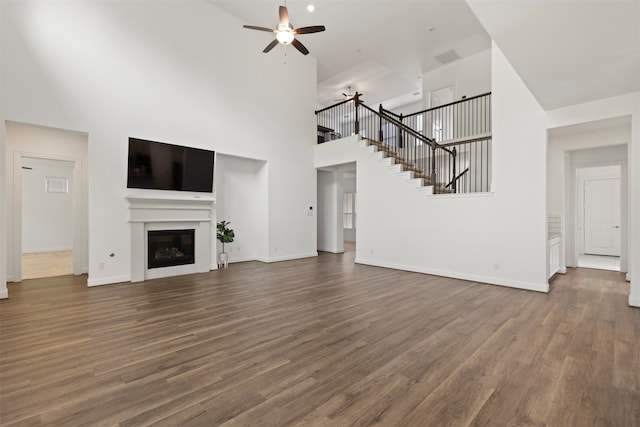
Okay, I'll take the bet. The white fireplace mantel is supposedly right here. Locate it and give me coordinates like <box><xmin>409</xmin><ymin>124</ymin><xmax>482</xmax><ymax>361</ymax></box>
<box><xmin>126</xmin><ymin>194</ymin><xmax>215</xmax><ymax>282</ymax></box>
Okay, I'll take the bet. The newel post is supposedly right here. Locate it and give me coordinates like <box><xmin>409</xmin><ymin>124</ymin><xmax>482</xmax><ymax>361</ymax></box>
<box><xmin>431</xmin><ymin>145</ymin><xmax>437</xmax><ymax>190</ymax></box>
<box><xmin>398</xmin><ymin>113</ymin><xmax>404</xmax><ymax>149</ymax></box>
<box><xmin>354</xmin><ymin>92</ymin><xmax>361</xmax><ymax>135</ymax></box>
<box><xmin>452</xmin><ymin>147</ymin><xmax>457</xmax><ymax>193</ymax></box>
<box><xmin>378</xmin><ymin>104</ymin><xmax>384</xmax><ymax>142</ymax></box>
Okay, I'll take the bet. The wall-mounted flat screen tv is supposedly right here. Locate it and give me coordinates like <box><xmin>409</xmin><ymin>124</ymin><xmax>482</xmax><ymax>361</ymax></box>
<box><xmin>127</xmin><ymin>137</ymin><xmax>214</xmax><ymax>193</ymax></box>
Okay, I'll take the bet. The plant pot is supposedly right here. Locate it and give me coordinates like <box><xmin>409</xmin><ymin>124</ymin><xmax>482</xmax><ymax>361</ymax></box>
<box><xmin>218</xmin><ymin>252</ymin><xmax>229</xmax><ymax>269</ymax></box>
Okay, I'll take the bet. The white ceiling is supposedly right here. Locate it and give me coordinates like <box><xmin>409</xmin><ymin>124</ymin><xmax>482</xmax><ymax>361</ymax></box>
<box><xmin>467</xmin><ymin>0</ymin><xmax>640</xmax><ymax>110</ymax></box>
<box><xmin>209</xmin><ymin>0</ymin><xmax>640</xmax><ymax>111</ymax></box>
<box><xmin>209</xmin><ymin>0</ymin><xmax>491</xmax><ymax>109</ymax></box>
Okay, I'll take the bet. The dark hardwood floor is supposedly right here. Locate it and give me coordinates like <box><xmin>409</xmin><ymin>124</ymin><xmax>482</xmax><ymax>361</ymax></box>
<box><xmin>1</xmin><ymin>251</ymin><xmax>638</xmax><ymax>426</ymax></box>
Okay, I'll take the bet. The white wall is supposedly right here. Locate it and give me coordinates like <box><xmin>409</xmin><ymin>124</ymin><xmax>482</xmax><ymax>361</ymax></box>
<box><xmin>546</xmin><ymin>92</ymin><xmax>640</xmax><ymax>307</ymax></box>
<box><xmin>422</xmin><ymin>49</ymin><xmax>491</xmax><ymax>106</ymax></box>
<box><xmin>5</xmin><ymin>122</ymin><xmax>89</xmax><ymax>281</ymax></box>
<box><xmin>316</xmin><ymin>42</ymin><xmax>550</xmax><ymax>294</ymax></box>
<box><xmin>215</xmin><ymin>154</ymin><xmax>268</xmax><ymax>263</ymax></box>
<box><xmin>2</xmin><ymin>1</ymin><xmax>318</xmax><ymax>290</ymax></box>
<box><xmin>21</xmin><ymin>157</ymin><xmax>74</xmax><ymax>253</ymax></box>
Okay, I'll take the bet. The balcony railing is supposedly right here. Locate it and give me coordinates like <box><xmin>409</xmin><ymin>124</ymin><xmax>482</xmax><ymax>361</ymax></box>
<box><xmin>315</xmin><ymin>92</ymin><xmax>492</xmax><ymax>194</ymax></box>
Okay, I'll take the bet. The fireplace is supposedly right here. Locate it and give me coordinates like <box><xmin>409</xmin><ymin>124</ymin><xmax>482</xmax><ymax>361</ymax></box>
<box><xmin>127</xmin><ymin>195</ymin><xmax>214</xmax><ymax>282</ymax></box>
<box><xmin>148</xmin><ymin>229</ymin><xmax>195</xmax><ymax>269</ymax></box>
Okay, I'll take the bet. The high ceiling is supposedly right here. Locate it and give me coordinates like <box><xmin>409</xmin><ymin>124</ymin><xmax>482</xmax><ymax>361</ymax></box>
<box><xmin>209</xmin><ymin>0</ymin><xmax>491</xmax><ymax>109</ymax></box>
<box><xmin>467</xmin><ymin>0</ymin><xmax>640</xmax><ymax>110</ymax></box>
<box><xmin>209</xmin><ymin>0</ymin><xmax>640</xmax><ymax>111</ymax></box>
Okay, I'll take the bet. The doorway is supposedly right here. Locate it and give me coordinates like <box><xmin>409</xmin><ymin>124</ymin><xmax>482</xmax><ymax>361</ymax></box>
<box><xmin>576</xmin><ymin>165</ymin><xmax>622</xmax><ymax>271</ymax></box>
<box><xmin>342</xmin><ymin>170</ymin><xmax>356</xmax><ymax>252</ymax></box>
<box><xmin>317</xmin><ymin>163</ymin><xmax>356</xmax><ymax>254</ymax></box>
<box><xmin>6</xmin><ymin>121</ymin><xmax>88</xmax><ymax>284</ymax></box>
<box><xmin>21</xmin><ymin>157</ymin><xmax>75</xmax><ymax>279</ymax></box>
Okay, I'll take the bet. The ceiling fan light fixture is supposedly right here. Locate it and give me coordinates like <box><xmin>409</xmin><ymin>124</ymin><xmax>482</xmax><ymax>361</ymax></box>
<box><xmin>276</xmin><ymin>30</ymin><xmax>295</xmax><ymax>44</ymax></box>
<box><xmin>243</xmin><ymin>5</ymin><xmax>324</xmax><ymax>55</ymax></box>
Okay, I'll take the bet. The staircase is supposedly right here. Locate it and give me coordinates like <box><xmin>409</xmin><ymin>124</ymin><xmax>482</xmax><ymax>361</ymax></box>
<box><xmin>315</xmin><ymin>92</ymin><xmax>492</xmax><ymax>194</ymax></box>
<box><xmin>364</xmin><ymin>138</ymin><xmax>454</xmax><ymax>194</ymax></box>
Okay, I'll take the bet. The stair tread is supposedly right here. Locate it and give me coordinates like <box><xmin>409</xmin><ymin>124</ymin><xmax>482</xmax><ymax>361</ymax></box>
<box><xmin>366</xmin><ymin>138</ymin><xmax>454</xmax><ymax>193</ymax></box>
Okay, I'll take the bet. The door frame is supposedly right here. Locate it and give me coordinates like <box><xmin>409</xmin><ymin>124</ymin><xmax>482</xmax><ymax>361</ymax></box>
<box><xmin>572</xmin><ymin>162</ymin><xmax>626</xmax><ymax>270</ymax></box>
<box><xmin>12</xmin><ymin>152</ymin><xmax>84</xmax><ymax>281</ymax></box>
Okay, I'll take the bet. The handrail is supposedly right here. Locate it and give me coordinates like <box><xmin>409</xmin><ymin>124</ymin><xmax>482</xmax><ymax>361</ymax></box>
<box><xmin>445</xmin><ymin>167</ymin><xmax>470</xmax><ymax>189</ymax></box>
<box><xmin>315</xmin><ymin>96</ymin><xmax>355</xmax><ymax>114</ymax></box>
<box><xmin>366</xmin><ymin>104</ymin><xmax>436</xmax><ymax>148</ymax></box>
<box><xmin>379</xmin><ymin>105</ymin><xmax>402</xmax><ymax>120</ymax></box>
<box><xmin>377</xmin><ymin>106</ymin><xmax>457</xmax><ymax>158</ymax></box>
<box><xmin>436</xmin><ymin>132</ymin><xmax>492</xmax><ymax>148</ymax></box>
<box><xmin>315</xmin><ymin>91</ymin><xmax>492</xmax><ymax>194</ymax></box>
<box><xmin>402</xmin><ymin>91</ymin><xmax>492</xmax><ymax>118</ymax></box>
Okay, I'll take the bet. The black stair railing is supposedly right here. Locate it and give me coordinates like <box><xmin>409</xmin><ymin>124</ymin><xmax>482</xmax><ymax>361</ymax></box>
<box><xmin>315</xmin><ymin>92</ymin><xmax>492</xmax><ymax>193</ymax></box>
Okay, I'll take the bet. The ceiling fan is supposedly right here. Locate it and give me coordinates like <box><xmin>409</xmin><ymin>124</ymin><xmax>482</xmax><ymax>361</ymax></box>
<box><xmin>334</xmin><ymin>86</ymin><xmax>363</xmax><ymax>102</ymax></box>
<box><xmin>242</xmin><ymin>5</ymin><xmax>325</xmax><ymax>55</ymax></box>
<box><xmin>341</xmin><ymin>86</ymin><xmax>357</xmax><ymax>99</ymax></box>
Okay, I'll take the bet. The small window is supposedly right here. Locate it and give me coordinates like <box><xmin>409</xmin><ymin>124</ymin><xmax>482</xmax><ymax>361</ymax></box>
<box><xmin>343</xmin><ymin>192</ymin><xmax>355</xmax><ymax>229</ymax></box>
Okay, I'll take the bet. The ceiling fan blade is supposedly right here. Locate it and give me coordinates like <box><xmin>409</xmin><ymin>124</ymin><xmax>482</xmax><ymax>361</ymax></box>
<box><xmin>263</xmin><ymin>39</ymin><xmax>279</xmax><ymax>53</ymax></box>
<box><xmin>279</xmin><ymin>6</ymin><xmax>289</xmax><ymax>25</ymax></box>
<box><xmin>291</xmin><ymin>38</ymin><xmax>309</xmax><ymax>55</ymax></box>
<box><xmin>294</xmin><ymin>25</ymin><xmax>326</xmax><ymax>35</ymax></box>
<box><xmin>243</xmin><ymin>25</ymin><xmax>275</xmax><ymax>33</ymax></box>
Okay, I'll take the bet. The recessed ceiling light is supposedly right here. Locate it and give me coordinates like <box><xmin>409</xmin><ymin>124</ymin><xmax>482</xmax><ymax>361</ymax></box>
<box><xmin>307</xmin><ymin>4</ymin><xmax>315</xmax><ymax>12</ymax></box>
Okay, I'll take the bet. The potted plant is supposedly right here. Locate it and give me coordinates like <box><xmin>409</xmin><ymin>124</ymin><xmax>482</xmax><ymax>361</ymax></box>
<box><xmin>216</xmin><ymin>220</ymin><xmax>235</xmax><ymax>268</ymax></box>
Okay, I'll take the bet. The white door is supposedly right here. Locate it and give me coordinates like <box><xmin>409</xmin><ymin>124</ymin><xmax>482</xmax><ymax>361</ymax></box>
<box><xmin>584</xmin><ymin>178</ymin><xmax>621</xmax><ymax>256</ymax></box>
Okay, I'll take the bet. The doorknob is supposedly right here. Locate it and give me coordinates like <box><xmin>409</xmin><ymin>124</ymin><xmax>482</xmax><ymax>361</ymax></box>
<box><xmin>613</xmin><ymin>225</ymin><xmax>620</xmax><ymax>229</ymax></box>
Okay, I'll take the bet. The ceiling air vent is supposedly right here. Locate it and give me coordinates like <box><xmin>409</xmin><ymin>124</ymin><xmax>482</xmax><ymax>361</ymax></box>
<box><xmin>435</xmin><ymin>49</ymin><xmax>460</xmax><ymax>65</ymax></box>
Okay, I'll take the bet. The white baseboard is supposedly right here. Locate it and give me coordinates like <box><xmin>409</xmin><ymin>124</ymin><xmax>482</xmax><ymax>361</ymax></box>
<box><xmin>317</xmin><ymin>247</ymin><xmax>345</xmax><ymax>254</ymax></box>
<box><xmin>626</xmin><ymin>273</ymin><xmax>631</xmax><ymax>282</ymax></box>
<box><xmin>210</xmin><ymin>255</ymin><xmax>271</xmax><ymax>269</ymax></box>
<box><xmin>228</xmin><ymin>255</ymin><xmax>258</xmax><ymax>263</ymax></box>
<box><xmin>22</xmin><ymin>247</ymin><xmax>73</xmax><ymax>254</ymax></box>
<box><xmin>559</xmin><ymin>267</ymin><xmax>567</xmax><ymax>274</ymax></box>
<box><xmin>0</xmin><ymin>287</ymin><xmax>8</xmax><ymax>299</ymax></box>
<box><xmin>354</xmin><ymin>257</ymin><xmax>549</xmax><ymax>293</ymax></box>
<box><xmin>87</xmin><ymin>275</ymin><xmax>131</xmax><ymax>287</ymax></box>
<box><xmin>629</xmin><ymin>294</ymin><xmax>640</xmax><ymax>308</ymax></box>
<box><xmin>257</xmin><ymin>252</ymin><xmax>318</xmax><ymax>263</ymax></box>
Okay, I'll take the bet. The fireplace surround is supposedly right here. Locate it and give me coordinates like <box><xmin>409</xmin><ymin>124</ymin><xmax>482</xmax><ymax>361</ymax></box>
<box><xmin>127</xmin><ymin>195</ymin><xmax>215</xmax><ymax>281</ymax></box>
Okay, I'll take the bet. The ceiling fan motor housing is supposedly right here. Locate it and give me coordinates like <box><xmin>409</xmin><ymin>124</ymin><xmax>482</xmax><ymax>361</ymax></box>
<box><xmin>276</xmin><ymin>23</ymin><xmax>295</xmax><ymax>44</ymax></box>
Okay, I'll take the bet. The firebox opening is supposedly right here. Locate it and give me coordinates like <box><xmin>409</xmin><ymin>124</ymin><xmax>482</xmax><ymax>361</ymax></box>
<box><xmin>148</xmin><ymin>229</ymin><xmax>195</xmax><ymax>269</ymax></box>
